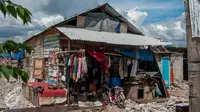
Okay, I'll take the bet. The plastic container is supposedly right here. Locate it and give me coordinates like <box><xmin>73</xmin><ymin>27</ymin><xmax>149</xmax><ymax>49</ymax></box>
<box><xmin>109</xmin><ymin>77</ymin><xmax>121</xmax><ymax>88</ymax></box>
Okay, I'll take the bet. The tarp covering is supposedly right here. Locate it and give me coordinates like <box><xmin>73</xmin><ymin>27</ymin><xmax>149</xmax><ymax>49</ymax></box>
<box><xmin>0</xmin><ymin>50</ymin><xmax>25</xmax><ymax>60</ymax></box>
<box><xmin>85</xmin><ymin>13</ymin><xmax>120</xmax><ymax>33</ymax></box>
<box><xmin>11</xmin><ymin>50</ymin><xmax>25</xmax><ymax>60</ymax></box>
<box><xmin>114</xmin><ymin>49</ymin><xmax>153</xmax><ymax>61</ymax></box>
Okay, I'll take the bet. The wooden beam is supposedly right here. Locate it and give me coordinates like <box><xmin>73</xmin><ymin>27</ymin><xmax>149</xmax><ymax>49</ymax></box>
<box><xmin>184</xmin><ymin>0</ymin><xmax>200</xmax><ymax>112</ymax></box>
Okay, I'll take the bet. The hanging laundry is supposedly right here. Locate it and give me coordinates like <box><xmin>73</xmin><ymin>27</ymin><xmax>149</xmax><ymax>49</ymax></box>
<box><xmin>123</xmin><ymin>57</ymin><xmax>128</xmax><ymax>77</ymax></box>
<box><xmin>105</xmin><ymin>56</ymin><xmax>109</xmax><ymax>73</ymax></box>
<box><xmin>119</xmin><ymin>57</ymin><xmax>124</xmax><ymax>80</ymax></box>
<box><xmin>72</xmin><ymin>56</ymin><xmax>78</xmax><ymax>81</ymax></box>
<box><xmin>82</xmin><ymin>57</ymin><xmax>88</xmax><ymax>74</ymax></box>
<box><xmin>68</xmin><ymin>54</ymin><xmax>75</xmax><ymax>66</ymax></box>
<box><xmin>127</xmin><ymin>58</ymin><xmax>132</xmax><ymax>77</ymax></box>
<box><xmin>127</xmin><ymin>63</ymin><xmax>132</xmax><ymax>77</ymax></box>
<box><xmin>130</xmin><ymin>59</ymin><xmax>138</xmax><ymax>77</ymax></box>
<box><xmin>127</xmin><ymin>59</ymin><xmax>132</xmax><ymax>65</ymax></box>
<box><xmin>76</xmin><ymin>57</ymin><xmax>82</xmax><ymax>82</ymax></box>
<box><xmin>69</xmin><ymin>54</ymin><xmax>75</xmax><ymax>76</ymax></box>
<box><xmin>86</xmin><ymin>50</ymin><xmax>104</xmax><ymax>63</ymax></box>
<box><xmin>108</xmin><ymin>56</ymin><xmax>111</xmax><ymax>68</ymax></box>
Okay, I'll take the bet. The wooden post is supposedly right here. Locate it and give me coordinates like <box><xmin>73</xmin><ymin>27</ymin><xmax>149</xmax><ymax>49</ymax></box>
<box><xmin>67</xmin><ymin>39</ymin><xmax>71</xmax><ymax>106</ymax></box>
<box><xmin>184</xmin><ymin>0</ymin><xmax>200</xmax><ymax>112</ymax></box>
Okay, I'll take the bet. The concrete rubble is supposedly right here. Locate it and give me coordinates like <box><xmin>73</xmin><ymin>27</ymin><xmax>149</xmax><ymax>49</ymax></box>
<box><xmin>104</xmin><ymin>80</ymin><xmax>189</xmax><ymax>112</ymax></box>
<box><xmin>0</xmin><ymin>78</ymin><xmax>35</xmax><ymax>111</ymax></box>
<box><xmin>0</xmin><ymin>78</ymin><xmax>188</xmax><ymax>112</ymax></box>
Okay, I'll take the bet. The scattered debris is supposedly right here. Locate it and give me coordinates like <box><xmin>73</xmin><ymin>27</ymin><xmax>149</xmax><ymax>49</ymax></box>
<box><xmin>0</xmin><ymin>78</ymin><xmax>188</xmax><ymax>112</ymax></box>
<box><xmin>105</xmin><ymin>80</ymin><xmax>189</xmax><ymax>112</ymax></box>
<box><xmin>0</xmin><ymin>78</ymin><xmax>35</xmax><ymax>110</ymax></box>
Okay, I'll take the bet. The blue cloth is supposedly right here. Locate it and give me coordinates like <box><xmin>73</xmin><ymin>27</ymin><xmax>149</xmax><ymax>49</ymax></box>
<box><xmin>11</xmin><ymin>50</ymin><xmax>25</xmax><ymax>60</ymax></box>
<box><xmin>114</xmin><ymin>49</ymin><xmax>153</xmax><ymax>61</ymax></box>
<box><xmin>0</xmin><ymin>52</ymin><xmax>11</xmax><ymax>57</ymax></box>
<box><xmin>47</xmin><ymin>79</ymin><xmax>58</xmax><ymax>85</ymax></box>
<box><xmin>0</xmin><ymin>50</ymin><xmax>25</xmax><ymax>60</ymax></box>
<box><xmin>155</xmin><ymin>87</ymin><xmax>163</xmax><ymax>97</ymax></box>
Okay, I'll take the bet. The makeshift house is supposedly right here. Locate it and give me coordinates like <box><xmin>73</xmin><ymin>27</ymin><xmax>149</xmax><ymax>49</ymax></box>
<box><xmin>0</xmin><ymin>50</ymin><xmax>25</xmax><ymax>68</ymax></box>
<box><xmin>153</xmin><ymin>46</ymin><xmax>186</xmax><ymax>87</ymax></box>
<box><xmin>23</xmin><ymin>3</ymin><xmax>172</xmax><ymax>106</ymax></box>
<box><xmin>170</xmin><ymin>52</ymin><xmax>184</xmax><ymax>83</ymax></box>
<box><xmin>151</xmin><ymin>46</ymin><xmax>172</xmax><ymax>88</ymax></box>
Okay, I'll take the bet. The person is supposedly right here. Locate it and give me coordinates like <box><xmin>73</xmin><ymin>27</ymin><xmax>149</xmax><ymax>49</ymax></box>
<box><xmin>88</xmin><ymin>79</ymin><xmax>103</xmax><ymax>101</ymax></box>
<box><xmin>89</xmin><ymin>80</ymin><xmax>97</xmax><ymax>93</ymax></box>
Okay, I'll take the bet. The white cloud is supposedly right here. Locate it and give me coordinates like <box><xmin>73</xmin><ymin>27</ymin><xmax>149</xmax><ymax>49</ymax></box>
<box><xmin>0</xmin><ymin>30</ymin><xmax>42</xmax><ymax>43</ymax></box>
<box><xmin>28</xmin><ymin>30</ymin><xmax>42</xmax><ymax>37</ymax></box>
<box><xmin>121</xmin><ymin>8</ymin><xmax>148</xmax><ymax>27</ymax></box>
<box><xmin>33</xmin><ymin>14</ymin><xmax>64</xmax><ymax>27</ymax></box>
<box><xmin>141</xmin><ymin>13</ymin><xmax>186</xmax><ymax>47</ymax></box>
<box><xmin>154</xmin><ymin>25</ymin><xmax>169</xmax><ymax>31</ymax></box>
<box><xmin>0</xmin><ymin>0</ymin><xmax>186</xmax><ymax>47</ymax></box>
<box><xmin>0</xmin><ymin>13</ymin><xmax>34</xmax><ymax>28</ymax></box>
<box><xmin>121</xmin><ymin>9</ymin><xmax>186</xmax><ymax>47</ymax></box>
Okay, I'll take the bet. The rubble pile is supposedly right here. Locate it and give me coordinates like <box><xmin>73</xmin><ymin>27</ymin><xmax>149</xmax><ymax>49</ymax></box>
<box><xmin>0</xmin><ymin>77</ymin><xmax>188</xmax><ymax>112</ymax></box>
<box><xmin>105</xmin><ymin>80</ymin><xmax>189</xmax><ymax>112</ymax></box>
<box><xmin>0</xmin><ymin>78</ymin><xmax>35</xmax><ymax>110</ymax></box>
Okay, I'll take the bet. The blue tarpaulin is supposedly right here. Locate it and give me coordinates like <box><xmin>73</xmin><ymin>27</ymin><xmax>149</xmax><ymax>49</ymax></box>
<box><xmin>0</xmin><ymin>50</ymin><xmax>25</xmax><ymax>60</ymax></box>
<box><xmin>114</xmin><ymin>49</ymin><xmax>153</xmax><ymax>61</ymax></box>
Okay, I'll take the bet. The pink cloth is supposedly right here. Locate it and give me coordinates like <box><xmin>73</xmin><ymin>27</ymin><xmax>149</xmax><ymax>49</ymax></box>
<box><xmin>76</xmin><ymin>58</ymin><xmax>82</xmax><ymax>81</ymax></box>
<box><xmin>105</xmin><ymin>56</ymin><xmax>109</xmax><ymax>73</ymax></box>
<box><xmin>127</xmin><ymin>59</ymin><xmax>132</xmax><ymax>65</ymax></box>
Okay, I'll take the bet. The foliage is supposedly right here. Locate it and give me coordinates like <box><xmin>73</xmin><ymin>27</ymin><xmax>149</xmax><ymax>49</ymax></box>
<box><xmin>0</xmin><ymin>40</ymin><xmax>32</xmax><ymax>54</ymax></box>
<box><xmin>0</xmin><ymin>40</ymin><xmax>33</xmax><ymax>82</ymax></box>
<box><xmin>0</xmin><ymin>0</ymin><xmax>32</xmax><ymax>24</ymax></box>
<box><xmin>0</xmin><ymin>0</ymin><xmax>32</xmax><ymax>82</ymax></box>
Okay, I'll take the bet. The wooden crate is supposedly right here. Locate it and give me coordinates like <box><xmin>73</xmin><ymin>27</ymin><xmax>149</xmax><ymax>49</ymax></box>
<box><xmin>22</xmin><ymin>83</ymin><xmax>39</xmax><ymax>106</ymax></box>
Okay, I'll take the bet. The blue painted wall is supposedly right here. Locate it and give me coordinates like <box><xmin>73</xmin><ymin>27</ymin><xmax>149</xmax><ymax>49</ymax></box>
<box><xmin>162</xmin><ymin>57</ymin><xmax>170</xmax><ymax>88</ymax></box>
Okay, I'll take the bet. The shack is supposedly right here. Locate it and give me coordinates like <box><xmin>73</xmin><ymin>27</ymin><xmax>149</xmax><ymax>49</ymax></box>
<box><xmin>23</xmin><ymin>3</ymin><xmax>172</xmax><ymax>106</ymax></box>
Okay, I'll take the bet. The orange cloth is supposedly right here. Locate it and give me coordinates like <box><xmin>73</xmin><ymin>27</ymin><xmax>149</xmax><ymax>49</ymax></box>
<box><xmin>170</xmin><ymin>67</ymin><xmax>174</xmax><ymax>84</ymax></box>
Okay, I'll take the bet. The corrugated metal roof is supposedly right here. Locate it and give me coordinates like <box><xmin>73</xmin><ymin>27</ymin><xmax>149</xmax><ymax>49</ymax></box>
<box><xmin>56</xmin><ymin>27</ymin><xmax>173</xmax><ymax>46</ymax></box>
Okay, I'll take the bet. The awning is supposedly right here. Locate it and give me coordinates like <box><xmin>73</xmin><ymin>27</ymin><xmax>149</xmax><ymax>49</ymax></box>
<box><xmin>56</xmin><ymin>27</ymin><xmax>173</xmax><ymax>46</ymax></box>
<box><xmin>114</xmin><ymin>49</ymin><xmax>153</xmax><ymax>61</ymax></box>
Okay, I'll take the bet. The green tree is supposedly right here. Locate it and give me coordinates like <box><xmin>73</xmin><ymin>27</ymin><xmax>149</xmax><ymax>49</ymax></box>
<box><xmin>0</xmin><ymin>0</ymin><xmax>33</xmax><ymax>82</ymax></box>
<box><xmin>0</xmin><ymin>40</ymin><xmax>33</xmax><ymax>82</ymax></box>
<box><xmin>0</xmin><ymin>0</ymin><xmax>32</xmax><ymax>24</ymax></box>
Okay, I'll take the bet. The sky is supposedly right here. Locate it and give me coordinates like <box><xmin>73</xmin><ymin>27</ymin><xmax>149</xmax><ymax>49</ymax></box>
<box><xmin>0</xmin><ymin>0</ymin><xmax>186</xmax><ymax>47</ymax></box>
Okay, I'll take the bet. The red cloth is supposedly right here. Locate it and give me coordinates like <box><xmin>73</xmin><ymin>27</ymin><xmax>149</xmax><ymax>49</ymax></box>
<box><xmin>105</xmin><ymin>56</ymin><xmax>109</xmax><ymax>73</ymax></box>
<box><xmin>26</xmin><ymin>82</ymin><xmax>66</xmax><ymax>97</ymax></box>
<box><xmin>86</xmin><ymin>50</ymin><xmax>104</xmax><ymax>63</ymax></box>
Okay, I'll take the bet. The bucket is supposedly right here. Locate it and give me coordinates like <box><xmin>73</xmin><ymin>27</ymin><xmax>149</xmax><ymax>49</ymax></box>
<box><xmin>109</xmin><ymin>77</ymin><xmax>121</xmax><ymax>88</ymax></box>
